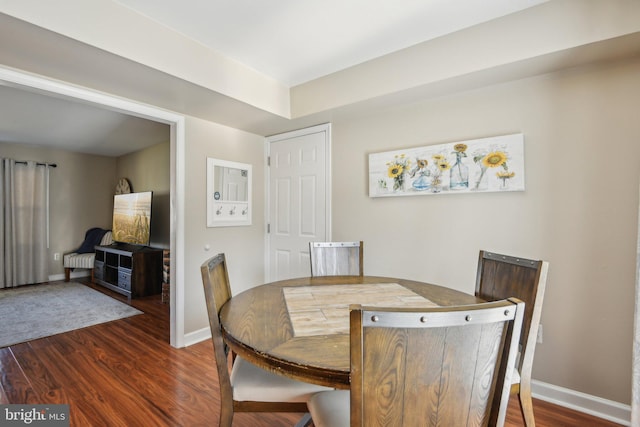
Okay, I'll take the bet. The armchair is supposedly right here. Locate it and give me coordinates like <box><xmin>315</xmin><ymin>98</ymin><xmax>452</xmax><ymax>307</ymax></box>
<box><xmin>64</xmin><ymin>228</ymin><xmax>112</xmax><ymax>282</ymax></box>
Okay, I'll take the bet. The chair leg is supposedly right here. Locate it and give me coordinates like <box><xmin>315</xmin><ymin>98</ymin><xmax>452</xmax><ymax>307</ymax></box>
<box><xmin>518</xmin><ymin>383</ymin><xmax>536</xmax><ymax>427</ymax></box>
<box><xmin>64</xmin><ymin>268</ymin><xmax>71</xmax><ymax>282</ymax></box>
<box><xmin>219</xmin><ymin>408</ymin><xmax>233</xmax><ymax>427</ymax></box>
<box><xmin>91</xmin><ymin>268</ymin><xmax>95</xmax><ymax>283</ymax></box>
<box><xmin>294</xmin><ymin>413</ymin><xmax>313</xmax><ymax>427</ymax></box>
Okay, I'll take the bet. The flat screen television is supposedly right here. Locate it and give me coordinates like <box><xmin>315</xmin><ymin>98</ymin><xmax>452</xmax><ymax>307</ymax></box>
<box><xmin>112</xmin><ymin>191</ymin><xmax>152</xmax><ymax>245</ymax></box>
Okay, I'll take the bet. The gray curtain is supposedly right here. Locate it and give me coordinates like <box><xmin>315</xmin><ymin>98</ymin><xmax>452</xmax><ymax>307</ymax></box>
<box><xmin>0</xmin><ymin>159</ymin><xmax>49</xmax><ymax>288</ymax></box>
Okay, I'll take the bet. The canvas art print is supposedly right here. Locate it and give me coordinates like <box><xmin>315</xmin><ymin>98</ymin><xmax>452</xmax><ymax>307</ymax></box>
<box><xmin>369</xmin><ymin>133</ymin><xmax>525</xmax><ymax>197</ymax></box>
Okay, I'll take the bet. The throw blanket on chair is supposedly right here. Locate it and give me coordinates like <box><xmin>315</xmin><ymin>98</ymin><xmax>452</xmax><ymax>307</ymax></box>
<box><xmin>77</xmin><ymin>228</ymin><xmax>108</xmax><ymax>253</ymax></box>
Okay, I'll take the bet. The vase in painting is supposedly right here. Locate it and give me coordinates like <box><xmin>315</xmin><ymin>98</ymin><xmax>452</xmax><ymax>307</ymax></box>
<box><xmin>449</xmin><ymin>152</ymin><xmax>469</xmax><ymax>190</ymax></box>
<box><xmin>412</xmin><ymin>174</ymin><xmax>430</xmax><ymax>191</ymax></box>
<box><xmin>473</xmin><ymin>165</ymin><xmax>488</xmax><ymax>191</ymax></box>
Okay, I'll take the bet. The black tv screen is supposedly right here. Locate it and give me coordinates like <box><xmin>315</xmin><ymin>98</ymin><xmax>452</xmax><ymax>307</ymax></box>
<box><xmin>112</xmin><ymin>191</ymin><xmax>152</xmax><ymax>245</ymax></box>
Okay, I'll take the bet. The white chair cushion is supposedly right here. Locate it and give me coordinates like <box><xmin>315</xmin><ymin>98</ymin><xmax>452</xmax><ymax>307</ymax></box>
<box><xmin>511</xmin><ymin>366</ymin><xmax>521</xmax><ymax>384</ymax></box>
<box><xmin>308</xmin><ymin>390</ymin><xmax>350</xmax><ymax>427</ymax></box>
<box><xmin>63</xmin><ymin>252</ymin><xmax>96</xmax><ymax>269</ymax></box>
<box><xmin>230</xmin><ymin>357</ymin><xmax>332</xmax><ymax>402</ymax></box>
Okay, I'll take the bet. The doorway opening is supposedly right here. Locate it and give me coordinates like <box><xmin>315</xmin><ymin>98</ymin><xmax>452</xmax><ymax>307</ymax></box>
<box><xmin>0</xmin><ymin>66</ymin><xmax>186</xmax><ymax>348</ymax></box>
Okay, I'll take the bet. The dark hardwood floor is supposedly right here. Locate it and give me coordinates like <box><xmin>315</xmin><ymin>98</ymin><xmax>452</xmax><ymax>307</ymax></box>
<box><xmin>0</xmin><ymin>279</ymin><xmax>623</xmax><ymax>426</ymax></box>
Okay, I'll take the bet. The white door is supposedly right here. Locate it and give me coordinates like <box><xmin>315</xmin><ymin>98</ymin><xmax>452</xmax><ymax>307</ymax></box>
<box><xmin>266</xmin><ymin>124</ymin><xmax>331</xmax><ymax>281</ymax></box>
<box><xmin>220</xmin><ymin>165</ymin><xmax>248</xmax><ymax>201</ymax></box>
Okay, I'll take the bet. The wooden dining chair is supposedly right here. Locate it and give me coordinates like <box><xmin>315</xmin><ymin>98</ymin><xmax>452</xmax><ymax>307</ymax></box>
<box><xmin>309</xmin><ymin>241</ymin><xmax>363</xmax><ymax>276</ymax></box>
<box><xmin>308</xmin><ymin>299</ymin><xmax>524</xmax><ymax>427</ymax></box>
<box><xmin>475</xmin><ymin>250</ymin><xmax>549</xmax><ymax>427</ymax></box>
<box><xmin>200</xmin><ymin>253</ymin><xmax>331</xmax><ymax>427</ymax></box>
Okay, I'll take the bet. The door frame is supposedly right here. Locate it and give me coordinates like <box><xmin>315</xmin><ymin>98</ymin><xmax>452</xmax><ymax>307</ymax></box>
<box><xmin>264</xmin><ymin>123</ymin><xmax>332</xmax><ymax>281</ymax></box>
<box><xmin>0</xmin><ymin>66</ymin><xmax>187</xmax><ymax>348</ymax></box>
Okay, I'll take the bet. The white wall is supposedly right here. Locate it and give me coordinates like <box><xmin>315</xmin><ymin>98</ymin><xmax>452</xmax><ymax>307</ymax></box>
<box><xmin>329</xmin><ymin>58</ymin><xmax>640</xmax><ymax>404</ymax></box>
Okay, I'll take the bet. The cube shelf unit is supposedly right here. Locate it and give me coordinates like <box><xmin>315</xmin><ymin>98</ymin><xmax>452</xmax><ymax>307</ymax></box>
<box><xmin>94</xmin><ymin>243</ymin><xmax>163</xmax><ymax>300</ymax></box>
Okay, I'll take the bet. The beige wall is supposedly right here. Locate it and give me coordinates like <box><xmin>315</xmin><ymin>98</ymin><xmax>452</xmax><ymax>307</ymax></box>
<box><xmin>329</xmin><ymin>58</ymin><xmax>640</xmax><ymax>404</ymax></box>
<box><xmin>0</xmin><ymin>141</ymin><xmax>116</xmax><ymax>276</ymax></box>
<box><xmin>117</xmin><ymin>140</ymin><xmax>171</xmax><ymax>248</ymax></box>
<box><xmin>182</xmin><ymin>116</ymin><xmax>266</xmax><ymax>333</ymax></box>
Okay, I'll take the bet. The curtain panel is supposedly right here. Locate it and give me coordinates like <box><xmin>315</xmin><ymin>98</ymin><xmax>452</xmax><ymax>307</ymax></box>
<box><xmin>0</xmin><ymin>159</ymin><xmax>49</xmax><ymax>288</ymax></box>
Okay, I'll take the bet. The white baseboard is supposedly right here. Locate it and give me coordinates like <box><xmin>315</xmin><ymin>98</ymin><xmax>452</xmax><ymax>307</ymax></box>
<box><xmin>183</xmin><ymin>327</ymin><xmax>211</xmax><ymax>347</ymax></box>
<box><xmin>532</xmin><ymin>380</ymin><xmax>631</xmax><ymax>426</ymax></box>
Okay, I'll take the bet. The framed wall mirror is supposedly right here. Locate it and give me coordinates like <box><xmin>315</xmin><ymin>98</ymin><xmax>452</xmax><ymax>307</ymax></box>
<box><xmin>207</xmin><ymin>158</ymin><xmax>252</xmax><ymax>227</ymax></box>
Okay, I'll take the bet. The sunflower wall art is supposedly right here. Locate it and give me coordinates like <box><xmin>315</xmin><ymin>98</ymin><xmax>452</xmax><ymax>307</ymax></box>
<box><xmin>368</xmin><ymin>133</ymin><xmax>525</xmax><ymax>197</ymax></box>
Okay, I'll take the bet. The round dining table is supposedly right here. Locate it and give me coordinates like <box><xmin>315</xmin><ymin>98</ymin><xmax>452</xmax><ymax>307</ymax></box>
<box><xmin>219</xmin><ymin>275</ymin><xmax>483</xmax><ymax>389</ymax></box>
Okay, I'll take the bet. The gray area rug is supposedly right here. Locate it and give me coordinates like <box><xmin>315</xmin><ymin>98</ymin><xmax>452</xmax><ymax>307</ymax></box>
<box><xmin>0</xmin><ymin>281</ymin><xmax>143</xmax><ymax>348</ymax></box>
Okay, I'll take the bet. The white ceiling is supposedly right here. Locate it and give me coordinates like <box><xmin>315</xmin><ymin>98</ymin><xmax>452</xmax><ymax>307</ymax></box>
<box><xmin>1</xmin><ymin>0</ymin><xmax>549</xmax><ymax>156</ymax></box>
<box><xmin>0</xmin><ymin>85</ymin><xmax>169</xmax><ymax>156</ymax></box>
<box><xmin>113</xmin><ymin>0</ymin><xmax>547</xmax><ymax>86</ymax></box>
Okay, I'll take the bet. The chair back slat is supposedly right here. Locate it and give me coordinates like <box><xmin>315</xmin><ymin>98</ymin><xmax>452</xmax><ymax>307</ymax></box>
<box><xmin>475</xmin><ymin>250</ymin><xmax>548</xmax><ymax>377</ymax></box>
<box><xmin>200</xmin><ymin>254</ymin><xmax>234</xmax><ymax>407</ymax></box>
<box><xmin>350</xmin><ymin>300</ymin><xmax>524</xmax><ymax>427</ymax></box>
<box><xmin>310</xmin><ymin>241</ymin><xmax>363</xmax><ymax>276</ymax></box>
